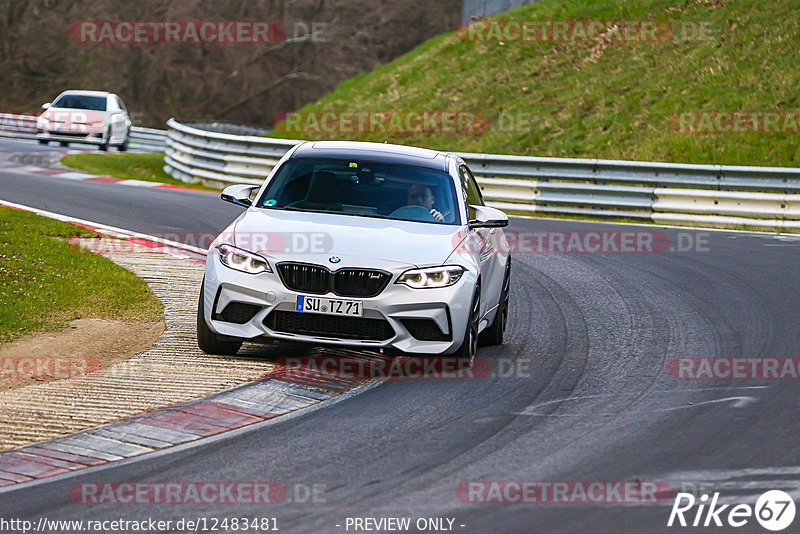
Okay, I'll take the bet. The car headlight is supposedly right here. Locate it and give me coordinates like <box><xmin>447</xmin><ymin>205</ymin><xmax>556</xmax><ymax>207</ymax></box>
<box><xmin>217</xmin><ymin>244</ymin><xmax>272</xmax><ymax>274</ymax></box>
<box><xmin>396</xmin><ymin>266</ymin><xmax>464</xmax><ymax>289</ymax></box>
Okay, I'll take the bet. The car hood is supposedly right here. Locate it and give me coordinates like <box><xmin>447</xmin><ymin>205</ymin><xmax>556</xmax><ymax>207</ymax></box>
<box><xmin>228</xmin><ymin>209</ymin><xmax>466</xmax><ymax>269</ymax></box>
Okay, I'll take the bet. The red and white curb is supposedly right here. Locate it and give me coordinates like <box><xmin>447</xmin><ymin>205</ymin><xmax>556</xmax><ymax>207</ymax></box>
<box><xmin>0</xmin><ymin>199</ymin><xmax>208</xmax><ymax>263</ymax></box>
<box><xmin>0</xmin><ymin>364</ymin><xmax>385</xmax><ymax>486</ymax></box>
<box><xmin>0</xmin><ymin>150</ymin><xmax>209</xmax><ymax>192</ymax></box>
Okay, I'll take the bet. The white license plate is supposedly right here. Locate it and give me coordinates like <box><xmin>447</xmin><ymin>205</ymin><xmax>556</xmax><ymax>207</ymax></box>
<box><xmin>295</xmin><ymin>295</ymin><xmax>363</xmax><ymax>316</ymax></box>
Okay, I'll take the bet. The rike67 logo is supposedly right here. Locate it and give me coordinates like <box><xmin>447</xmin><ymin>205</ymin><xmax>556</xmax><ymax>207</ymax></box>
<box><xmin>668</xmin><ymin>490</ymin><xmax>796</xmax><ymax>531</ymax></box>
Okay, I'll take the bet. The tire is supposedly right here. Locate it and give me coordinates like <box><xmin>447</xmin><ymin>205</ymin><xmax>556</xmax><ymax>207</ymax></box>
<box><xmin>197</xmin><ymin>282</ymin><xmax>243</xmax><ymax>355</ymax></box>
<box><xmin>117</xmin><ymin>136</ymin><xmax>129</xmax><ymax>152</ymax></box>
<box><xmin>59</xmin><ymin>141</ymin><xmax>69</xmax><ymax>147</ymax></box>
<box><xmin>452</xmin><ymin>285</ymin><xmax>480</xmax><ymax>367</ymax></box>
<box><xmin>38</xmin><ymin>139</ymin><xmax>49</xmax><ymax>145</ymax></box>
<box><xmin>98</xmin><ymin>130</ymin><xmax>109</xmax><ymax>151</ymax></box>
<box><xmin>479</xmin><ymin>256</ymin><xmax>511</xmax><ymax>347</ymax></box>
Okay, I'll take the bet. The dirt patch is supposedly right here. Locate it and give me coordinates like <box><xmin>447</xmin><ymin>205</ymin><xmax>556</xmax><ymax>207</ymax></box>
<box><xmin>0</xmin><ymin>318</ymin><xmax>164</xmax><ymax>391</ymax></box>
<box><xmin>0</xmin><ymin>239</ymin><xmax>275</xmax><ymax>452</ymax></box>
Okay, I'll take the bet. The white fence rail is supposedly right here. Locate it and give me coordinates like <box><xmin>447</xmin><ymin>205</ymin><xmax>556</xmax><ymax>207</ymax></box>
<box><xmin>163</xmin><ymin>119</ymin><xmax>800</xmax><ymax>232</ymax></box>
<box><xmin>0</xmin><ymin>113</ymin><xmax>166</xmax><ymax>152</ymax></box>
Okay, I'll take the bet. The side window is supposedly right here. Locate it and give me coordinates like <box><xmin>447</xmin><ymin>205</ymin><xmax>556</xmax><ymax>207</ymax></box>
<box><xmin>459</xmin><ymin>164</ymin><xmax>484</xmax><ymax>220</ymax></box>
<box><xmin>464</xmin><ymin>165</ymin><xmax>484</xmax><ymax>206</ymax></box>
<box><xmin>116</xmin><ymin>96</ymin><xmax>127</xmax><ymax>112</ymax></box>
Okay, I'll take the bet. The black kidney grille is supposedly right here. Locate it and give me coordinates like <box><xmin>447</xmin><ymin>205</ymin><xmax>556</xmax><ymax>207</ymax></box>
<box><xmin>334</xmin><ymin>269</ymin><xmax>391</xmax><ymax>297</ymax></box>
<box><xmin>277</xmin><ymin>263</ymin><xmax>390</xmax><ymax>297</ymax></box>
<box><xmin>265</xmin><ymin>310</ymin><xmax>394</xmax><ymax>341</ymax></box>
<box><xmin>278</xmin><ymin>263</ymin><xmax>329</xmax><ymax>294</ymax></box>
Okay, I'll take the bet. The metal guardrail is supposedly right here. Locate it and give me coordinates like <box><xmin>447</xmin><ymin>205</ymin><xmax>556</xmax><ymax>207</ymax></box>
<box><xmin>163</xmin><ymin>119</ymin><xmax>800</xmax><ymax>232</ymax></box>
<box><xmin>182</xmin><ymin>120</ymin><xmax>270</xmax><ymax>137</ymax></box>
<box><xmin>460</xmin><ymin>153</ymin><xmax>800</xmax><ymax>232</ymax></box>
<box><xmin>462</xmin><ymin>0</ymin><xmax>538</xmax><ymax>20</ymax></box>
<box><xmin>163</xmin><ymin>118</ymin><xmax>297</xmax><ymax>185</ymax></box>
<box><xmin>0</xmin><ymin>113</ymin><xmax>38</xmax><ymax>140</ymax></box>
<box><xmin>127</xmin><ymin>126</ymin><xmax>167</xmax><ymax>152</ymax></box>
<box><xmin>0</xmin><ymin>113</ymin><xmax>166</xmax><ymax>152</ymax></box>
<box><xmin>2</xmin><ymin>111</ymin><xmax>797</xmax><ymax>232</ymax></box>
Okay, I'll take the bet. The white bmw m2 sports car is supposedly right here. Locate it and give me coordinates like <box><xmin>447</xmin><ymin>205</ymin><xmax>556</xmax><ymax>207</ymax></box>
<box><xmin>197</xmin><ymin>141</ymin><xmax>511</xmax><ymax>363</ymax></box>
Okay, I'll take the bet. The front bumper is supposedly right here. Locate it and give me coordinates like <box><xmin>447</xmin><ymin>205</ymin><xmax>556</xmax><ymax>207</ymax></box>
<box><xmin>202</xmin><ymin>253</ymin><xmax>476</xmax><ymax>354</ymax></box>
<box><xmin>36</xmin><ymin>129</ymin><xmax>106</xmax><ymax>145</ymax></box>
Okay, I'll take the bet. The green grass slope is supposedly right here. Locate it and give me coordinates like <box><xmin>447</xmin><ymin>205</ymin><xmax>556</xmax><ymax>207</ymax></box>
<box><xmin>271</xmin><ymin>0</ymin><xmax>800</xmax><ymax>166</ymax></box>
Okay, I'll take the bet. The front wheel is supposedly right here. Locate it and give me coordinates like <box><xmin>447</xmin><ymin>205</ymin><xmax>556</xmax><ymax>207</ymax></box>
<box><xmin>197</xmin><ymin>283</ymin><xmax>242</xmax><ymax>355</ymax></box>
<box><xmin>452</xmin><ymin>286</ymin><xmax>480</xmax><ymax>367</ymax></box>
<box><xmin>118</xmin><ymin>132</ymin><xmax>129</xmax><ymax>152</ymax></box>
<box><xmin>98</xmin><ymin>130</ymin><xmax>109</xmax><ymax>151</ymax></box>
<box><xmin>479</xmin><ymin>257</ymin><xmax>511</xmax><ymax>347</ymax></box>
<box><xmin>38</xmin><ymin>139</ymin><xmax>49</xmax><ymax>145</ymax></box>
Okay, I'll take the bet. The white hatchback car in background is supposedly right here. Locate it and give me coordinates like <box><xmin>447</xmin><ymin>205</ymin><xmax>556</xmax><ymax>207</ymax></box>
<box><xmin>37</xmin><ymin>90</ymin><xmax>131</xmax><ymax>151</ymax></box>
<box><xmin>198</xmin><ymin>141</ymin><xmax>512</xmax><ymax>364</ymax></box>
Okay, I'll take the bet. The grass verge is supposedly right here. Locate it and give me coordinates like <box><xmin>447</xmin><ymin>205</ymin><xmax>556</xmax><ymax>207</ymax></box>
<box><xmin>0</xmin><ymin>207</ymin><xmax>163</xmax><ymax>344</ymax></box>
<box><xmin>61</xmin><ymin>152</ymin><xmax>218</xmax><ymax>191</ymax></box>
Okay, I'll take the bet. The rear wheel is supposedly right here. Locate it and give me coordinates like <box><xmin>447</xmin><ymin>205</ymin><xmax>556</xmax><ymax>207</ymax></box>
<box><xmin>452</xmin><ymin>286</ymin><xmax>480</xmax><ymax>367</ymax></box>
<box><xmin>479</xmin><ymin>257</ymin><xmax>511</xmax><ymax>347</ymax></box>
<box><xmin>197</xmin><ymin>281</ymin><xmax>242</xmax><ymax>355</ymax></box>
<box><xmin>38</xmin><ymin>139</ymin><xmax>49</xmax><ymax>145</ymax></box>
<box><xmin>59</xmin><ymin>141</ymin><xmax>69</xmax><ymax>147</ymax></box>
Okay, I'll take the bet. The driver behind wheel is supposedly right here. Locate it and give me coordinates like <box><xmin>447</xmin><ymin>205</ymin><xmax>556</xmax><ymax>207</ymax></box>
<box><xmin>407</xmin><ymin>184</ymin><xmax>444</xmax><ymax>222</ymax></box>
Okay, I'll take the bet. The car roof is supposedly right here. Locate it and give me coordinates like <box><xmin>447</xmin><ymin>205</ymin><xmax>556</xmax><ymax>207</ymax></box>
<box><xmin>57</xmin><ymin>90</ymin><xmax>113</xmax><ymax>98</ymax></box>
<box><xmin>291</xmin><ymin>141</ymin><xmax>451</xmax><ymax>171</ymax></box>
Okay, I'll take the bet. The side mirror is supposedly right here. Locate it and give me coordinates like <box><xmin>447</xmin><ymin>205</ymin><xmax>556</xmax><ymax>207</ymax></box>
<box><xmin>221</xmin><ymin>184</ymin><xmax>259</xmax><ymax>208</ymax></box>
<box><xmin>468</xmin><ymin>205</ymin><xmax>509</xmax><ymax>229</ymax></box>
<box><xmin>42</xmin><ymin>103</ymin><xmax>51</xmax><ymax>110</ymax></box>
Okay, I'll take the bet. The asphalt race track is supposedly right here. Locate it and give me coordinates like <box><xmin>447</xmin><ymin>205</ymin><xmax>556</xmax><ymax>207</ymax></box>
<box><xmin>1</xmin><ymin>138</ymin><xmax>799</xmax><ymax>533</ymax></box>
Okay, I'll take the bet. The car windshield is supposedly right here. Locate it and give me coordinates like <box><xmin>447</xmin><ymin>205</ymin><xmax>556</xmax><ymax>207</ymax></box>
<box><xmin>256</xmin><ymin>157</ymin><xmax>461</xmax><ymax>225</ymax></box>
<box><xmin>51</xmin><ymin>94</ymin><xmax>107</xmax><ymax>111</ymax></box>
